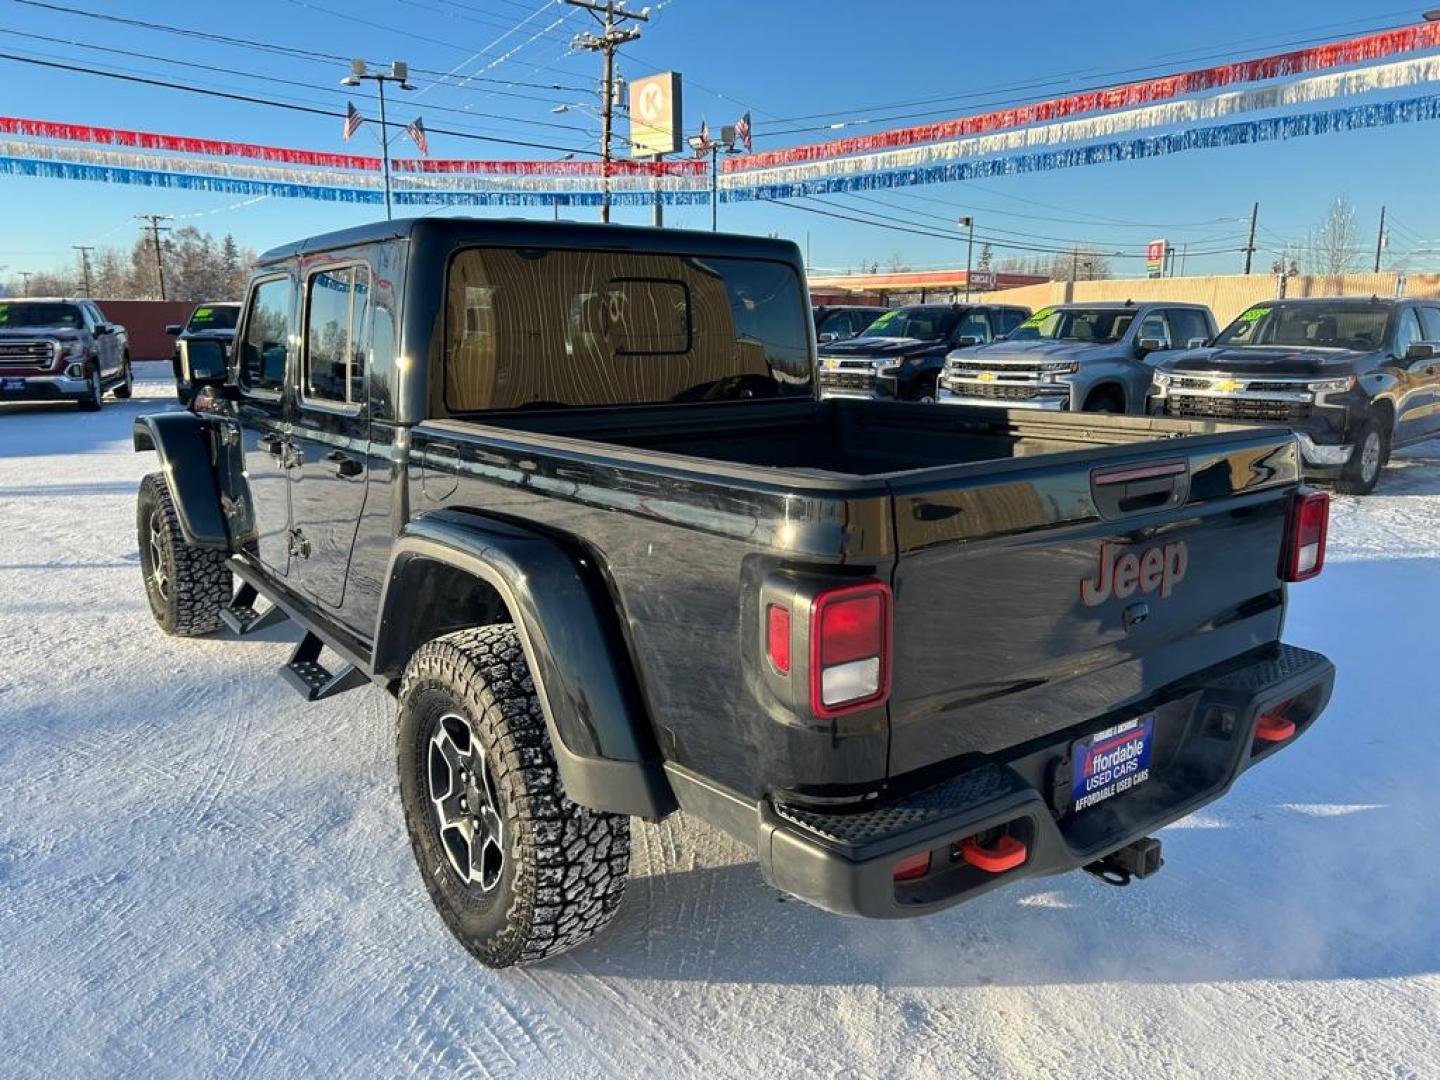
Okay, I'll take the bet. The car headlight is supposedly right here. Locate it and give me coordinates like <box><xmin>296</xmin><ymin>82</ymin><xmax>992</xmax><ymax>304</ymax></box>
<box><xmin>1039</xmin><ymin>361</ymin><xmax>1079</xmax><ymax>375</ymax></box>
<box><xmin>874</xmin><ymin>361</ymin><xmax>900</xmax><ymax>376</ymax></box>
<box><xmin>66</xmin><ymin>341</ymin><xmax>87</xmax><ymax>359</ymax></box>
<box><xmin>1306</xmin><ymin>376</ymin><xmax>1355</xmax><ymax>393</ymax></box>
<box><xmin>1151</xmin><ymin>373</ymin><xmax>1172</xmax><ymax>389</ymax></box>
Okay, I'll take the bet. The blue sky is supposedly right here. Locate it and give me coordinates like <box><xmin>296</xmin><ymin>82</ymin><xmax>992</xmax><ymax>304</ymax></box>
<box><xmin>2</xmin><ymin>0</ymin><xmax>1437</xmax><ymax>280</ymax></box>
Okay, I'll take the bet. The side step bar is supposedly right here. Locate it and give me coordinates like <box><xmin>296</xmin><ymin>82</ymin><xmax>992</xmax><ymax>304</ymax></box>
<box><xmin>219</xmin><ymin>582</ymin><xmax>291</xmax><ymax>636</ymax></box>
<box><xmin>282</xmin><ymin>631</ymin><xmax>368</xmax><ymax>702</ymax></box>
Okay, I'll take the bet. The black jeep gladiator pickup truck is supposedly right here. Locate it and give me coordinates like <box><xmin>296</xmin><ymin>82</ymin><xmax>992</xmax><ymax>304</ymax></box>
<box><xmin>135</xmin><ymin>218</ymin><xmax>1335</xmax><ymax>969</ymax></box>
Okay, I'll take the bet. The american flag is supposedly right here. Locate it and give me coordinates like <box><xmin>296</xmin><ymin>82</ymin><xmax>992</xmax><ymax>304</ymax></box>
<box><xmin>343</xmin><ymin>101</ymin><xmax>364</xmax><ymax>142</ymax></box>
<box><xmin>735</xmin><ymin>111</ymin><xmax>752</xmax><ymax>152</ymax></box>
<box><xmin>698</xmin><ymin>116</ymin><xmax>709</xmax><ymax>147</ymax></box>
<box><xmin>407</xmin><ymin>116</ymin><xmax>428</xmax><ymax>156</ymax></box>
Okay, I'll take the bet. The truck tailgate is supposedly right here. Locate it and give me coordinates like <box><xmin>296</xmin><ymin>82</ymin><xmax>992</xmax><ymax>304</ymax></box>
<box><xmin>884</xmin><ymin>429</ymin><xmax>1302</xmax><ymax>777</ymax></box>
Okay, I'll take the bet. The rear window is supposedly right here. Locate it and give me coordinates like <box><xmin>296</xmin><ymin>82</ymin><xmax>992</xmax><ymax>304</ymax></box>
<box><xmin>185</xmin><ymin>305</ymin><xmax>239</xmax><ymax>333</ymax></box>
<box><xmin>443</xmin><ymin>248</ymin><xmax>811</xmax><ymax>412</ymax></box>
<box><xmin>0</xmin><ymin>302</ymin><xmax>83</xmax><ymax>329</ymax></box>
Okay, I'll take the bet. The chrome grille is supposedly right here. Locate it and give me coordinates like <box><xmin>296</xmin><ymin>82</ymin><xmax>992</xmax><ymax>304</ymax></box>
<box><xmin>0</xmin><ymin>341</ymin><xmax>56</xmax><ymax>367</ymax></box>
<box><xmin>1166</xmin><ymin>396</ymin><xmax>1311</xmax><ymax>423</ymax></box>
<box><xmin>948</xmin><ymin>380</ymin><xmax>1038</xmax><ymax>401</ymax></box>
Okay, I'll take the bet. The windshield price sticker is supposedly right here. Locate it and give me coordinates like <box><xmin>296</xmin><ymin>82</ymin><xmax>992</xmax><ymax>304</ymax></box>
<box><xmin>1072</xmin><ymin>714</ymin><xmax>1155</xmax><ymax>812</ymax></box>
<box><xmin>1239</xmin><ymin>307</ymin><xmax>1271</xmax><ymax>322</ymax></box>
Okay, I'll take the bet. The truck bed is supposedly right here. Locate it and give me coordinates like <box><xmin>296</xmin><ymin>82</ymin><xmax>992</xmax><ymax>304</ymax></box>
<box><xmin>414</xmin><ymin>398</ymin><xmax>1304</xmax><ymax>800</ymax></box>
<box><xmin>471</xmin><ymin>397</ymin><xmax>1237</xmax><ymax>478</ymax></box>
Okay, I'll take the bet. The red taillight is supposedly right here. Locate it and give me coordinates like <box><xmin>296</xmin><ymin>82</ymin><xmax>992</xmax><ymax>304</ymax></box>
<box><xmin>810</xmin><ymin>582</ymin><xmax>891</xmax><ymax>717</ymax></box>
<box><xmin>892</xmin><ymin>851</ymin><xmax>931</xmax><ymax>882</ymax></box>
<box><xmin>766</xmin><ymin>604</ymin><xmax>791</xmax><ymax>674</ymax></box>
<box><xmin>1282</xmin><ymin>488</ymin><xmax>1329</xmax><ymax>582</ymax></box>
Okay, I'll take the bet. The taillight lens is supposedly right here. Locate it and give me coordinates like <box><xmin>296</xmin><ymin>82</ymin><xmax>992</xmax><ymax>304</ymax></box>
<box><xmin>1282</xmin><ymin>488</ymin><xmax>1329</xmax><ymax>582</ymax></box>
<box><xmin>892</xmin><ymin>851</ymin><xmax>931</xmax><ymax>882</ymax></box>
<box><xmin>810</xmin><ymin>582</ymin><xmax>891</xmax><ymax>716</ymax></box>
<box><xmin>766</xmin><ymin>604</ymin><xmax>791</xmax><ymax>674</ymax></box>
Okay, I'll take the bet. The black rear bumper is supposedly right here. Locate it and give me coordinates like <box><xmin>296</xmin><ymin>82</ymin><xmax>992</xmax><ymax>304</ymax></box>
<box><xmin>673</xmin><ymin>643</ymin><xmax>1334</xmax><ymax>918</ymax></box>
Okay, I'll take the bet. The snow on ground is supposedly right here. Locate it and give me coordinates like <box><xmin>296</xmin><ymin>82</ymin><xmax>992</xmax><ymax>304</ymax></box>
<box><xmin>1</xmin><ymin>367</ymin><xmax>1437</xmax><ymax>1079</ymax></box>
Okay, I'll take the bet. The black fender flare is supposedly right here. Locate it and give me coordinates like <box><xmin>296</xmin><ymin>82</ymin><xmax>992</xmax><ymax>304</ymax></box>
<box><xmin>373</xmin><ymin>509</ymin><xmax>675</xmax><ymax>819</ymax></box>
<box><xmin>132</xmin><ymin>413</ymin><xmax>229</xmax><ymax>548</ymax></box>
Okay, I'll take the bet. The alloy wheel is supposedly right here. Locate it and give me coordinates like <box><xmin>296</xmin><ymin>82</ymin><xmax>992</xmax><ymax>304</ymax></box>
<box><xmin>147</xmin><ymin>511</ymin><xmax>170</xmax><ymax>601</ymax></box>
<box><xmin>1361</xmin><ymin>430</ymin><xmax>1382</xmax><ymax>484</ymax></box>
<box><xmin>427</xmin><ymin>711</ymin><xmax>505</xmax><ymax>892</ymax></box>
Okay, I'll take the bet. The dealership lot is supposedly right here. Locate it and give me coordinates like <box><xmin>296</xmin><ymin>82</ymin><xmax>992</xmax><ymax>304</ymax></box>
<box><xmin>0</xmin><ymin>368</ymin><xmax>1437</xmax><ymax>1079</ymax></box>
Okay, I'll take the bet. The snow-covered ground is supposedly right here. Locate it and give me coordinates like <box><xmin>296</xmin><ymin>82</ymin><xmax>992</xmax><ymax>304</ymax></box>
<box><xmin>1</xmin><ymin>367</ymin><xmax>1437</xmax><ymax>1079</ymax></box>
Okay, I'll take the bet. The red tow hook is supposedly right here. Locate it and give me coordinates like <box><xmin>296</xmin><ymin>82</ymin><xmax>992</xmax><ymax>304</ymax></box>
<box><xmin>958</xmin><ymin>834</ymin><xmax>1028</xmax><ymax>874</ymax></box>
<box><xmin>1254</xmin><ymin>710</ymin><xmax>1297</xmax><ymax>743</ymax></box>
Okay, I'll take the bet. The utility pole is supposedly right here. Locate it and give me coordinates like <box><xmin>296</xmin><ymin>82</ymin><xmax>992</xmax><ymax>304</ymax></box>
<box><xmin>341</xmin><ymin>60</ymin><xmax>415</xmax><ymax>221</ymax></box>
<box><xmin>1243</xmin><ymin>201</ymin><xmax>1259</xmax><ymax>274</ymax></box>
<box><xmin>1374</xmin><ymin>205</ymin><xmax>1387</xmax><ymax>273</ymax></box>
<box><xmin>72</xmin><ymin>245</ymin><xmax>96</xmax><ymax>298</ymax></box>
<box><xmin>133</xmin><ymin>216</ymin><xmax>172</xmax><ymax>299</ymax></box>
<box><xmin>958</xmin><ymin>216</ymin><xmax>975</xmax><ymax>301</ymax></box>
<box><xmin>566</xmin><ymin>0</ymin><xmax>647</xmax><ymax>224</ymax></box>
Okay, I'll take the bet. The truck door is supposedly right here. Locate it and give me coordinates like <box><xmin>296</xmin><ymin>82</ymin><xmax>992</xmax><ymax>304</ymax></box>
<box><xmin>1389</xmin><ymin>307</ymin><xmax>1432</xmax><ymax>445</ymax></box>
<box><xmin>234</xmin><ymin>275</ymin><xmax>297</xmax><ymax>576</ymax></box>
<box><xmin>1416</xmin><ymin>305</ymin><xmax>1440</xmax><ymax>438</ymax></box>
<box><xmin>83</xmin><ymin>302</ymin><xmax>120</xmax><ymax>379</ymax></box>
<box><xmin>286</xmin><ymin>262</ymin><xmax>372</xmax><ymax>611</ymax></box>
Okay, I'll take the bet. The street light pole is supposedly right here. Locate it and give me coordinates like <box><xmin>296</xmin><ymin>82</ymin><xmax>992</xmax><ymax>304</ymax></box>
<box><xmin>691</xmin><ymin>127</ymin><xmax>739</xmax><ymax>232</ymax></box>
<box><xmin>958</xmin><ymin>216</ymin><xmax>975</xmax><ymax>301</ymax></box>
<box><xmin>341</xmin><ymin>60</ymin><xmax>415</xmax><ymax>221</ymax></box>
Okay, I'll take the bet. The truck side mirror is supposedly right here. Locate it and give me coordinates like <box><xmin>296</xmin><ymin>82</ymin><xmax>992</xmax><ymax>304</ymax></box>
<box><xmin>93</xmin><ymin>323</ymin><xmax>114</xmax><ymax>337</ymax></box>
<box><xmin>1187</xmin><ymin>337</ymin><xmax>1209</xmax><ymax>349</ymax></box>
<box><xmin>954</xmin><ymin>335</ymin><xmax>981</xmax><ymax>348</ymax></box>
<box><xmin>818</xmin><ymin>331</ymin><xmax>840</xmax><ymax>344</ymax></box>
<box><xmin>181</xmin><ymin>338</ymin><xmax>229</xmax><ymax>386</ymax></box>
<box><xmin>166</xmin><ymin>324</ymin><xmax>183</xmax><ymax>336</ymax></box>
<box><xmin>1404</xmin><ymin>341</ymin><xmax>1439</xmax><ymax>361</ymax></box>
<box><xmin>1137</xmin><ymin>337</ymin><xmax>1166</xmax><ymax>354</ymax></box>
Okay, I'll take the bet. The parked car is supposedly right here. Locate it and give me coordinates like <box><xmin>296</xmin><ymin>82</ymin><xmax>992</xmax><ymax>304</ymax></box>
<box><xmin>0</xmin><ymin>298</ymin><xmax>131</xmax><ymax>410</ymax></box>
<box><xmin>134</xmin><ymin>217</ymin><xmax>1333</xmax><ymax>969</ymax></box>
<box><xmin>813</xmin><ymin>304</ymin><xmax>889</xmax><ymax>344</ymax></box>
<box><xmin>817</xmin><ymin>302</ymin><xmax>1031</xmax><ymax>401</ymax></box>
<box><xmin>168</xmin><ymin>301</ymin><xmax>241</xmax><ymax>403</ymax></box>
<box><xmin>1150</xmin><ymin>296</ymin><xmax>1440</xmax><ymax>495</ymax></box>
<box><xmin>940</xmin><ymin>301</ymin><xmax>1216</xmax><ymax>414</ymax></box>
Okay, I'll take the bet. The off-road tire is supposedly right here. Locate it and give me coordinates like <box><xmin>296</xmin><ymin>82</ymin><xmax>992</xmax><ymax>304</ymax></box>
<box><xmin>136</xmin><ymin>472</ymin><xmax>231</xmax><ymax>635</ymax></box>
<box><xmin>77</xmin><ymin>366</ymin><xmax>103</xmax><ymax>412</ymax></box>
<box><xmin>397</xmin><ymin>625</ymin><xmax>630</xmax><ymax>968</ymax></box>
<box><xmin>113</xmin><ymin>357</ymin><xmax>134</xmax><ymax>399</ymax></box>
<box><xmin>1335</xmin><ymin>417</ymin><xmax>1386</xmax><ymax>496</ymax></box>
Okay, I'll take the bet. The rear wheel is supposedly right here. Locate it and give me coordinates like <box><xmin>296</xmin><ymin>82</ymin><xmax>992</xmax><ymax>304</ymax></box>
<box><xmin>136</xmin><ymin>472</ymin><xmax>231</xmax><ymax>635</ymax></box>
<box><xmin>113</xmin><ymin>357</ymin><xmax>134</xmax><ymax>399</ymax></box>
<box><xmin>397</xmin><ymin>625</ymin><xmax>630</xmax><ymax>968</ymax></box>
<box><xmin>77</xmin><ymin>366</ymin><xmax>103</xmax><ymax>412</ymax></box>
<box><xmin>1336</xmin><ymin>418</ymin><xmax>1386</xmax><ymax>496</ymax></box>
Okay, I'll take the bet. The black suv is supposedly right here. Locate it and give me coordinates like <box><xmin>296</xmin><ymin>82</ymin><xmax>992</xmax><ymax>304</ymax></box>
<box><xmin>817</xmin><ymin>303</ymin><xmax>1031</xmax><ymax>401</ymax></box>
<box><xmin>1151</xmin><ymin>297</ymin><xmax>1440</xmax><ymax>494</ymax></box>
<box><xmin>168</xmin><ymin>302</ymin><xmax>240</xmax><ymax>403</ymax></box>
<box><xmin>813</xmin><ymin>304</ymin><xmax>889</xmax><ymax>344</ymax></box>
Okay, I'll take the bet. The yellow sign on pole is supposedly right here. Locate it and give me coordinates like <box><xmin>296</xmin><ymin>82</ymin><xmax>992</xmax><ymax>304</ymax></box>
<box><xmin>629</xmin><ymin>72</ymin><xmax>682</xmax><ymax>158</ymax></box>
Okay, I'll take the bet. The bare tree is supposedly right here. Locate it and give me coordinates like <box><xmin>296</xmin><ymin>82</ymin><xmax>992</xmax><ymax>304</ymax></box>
<box><xmin>1304</xmin><ymin>196</ymin><xmax>1362</xmax><ymax>276</ymax></box>
<box><xmin>884</xmin><ymin>251</ymin><xmax>911</xmax><ymax>273</ymax></box>
<box><xmin>977</xmin><ymin>242</ymin><xmax>993</xmax><ymax>272</ymax></box>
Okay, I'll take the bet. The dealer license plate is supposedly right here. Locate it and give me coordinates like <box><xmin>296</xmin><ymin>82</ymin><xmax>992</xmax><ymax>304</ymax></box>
<box><xmin>0</xmin><ymin>378</ymin><xmax>25</xmax><ymax>391</ymax></box>
<box><xmin>1072</xmin><ymin>713</ymin><xmax>1154</xmax><ymax>812</ymax></box>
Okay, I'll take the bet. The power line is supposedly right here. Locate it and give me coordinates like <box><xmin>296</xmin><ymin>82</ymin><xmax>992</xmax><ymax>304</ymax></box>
<box><xmin>0</xmin><ymin>51</ymin><xmax>600</xmax><ymax>156</ymax></box>
<box><xmin>9</xmin><ymin>0</ymin><xmax>592</xmax><ymax>93</ymax></box>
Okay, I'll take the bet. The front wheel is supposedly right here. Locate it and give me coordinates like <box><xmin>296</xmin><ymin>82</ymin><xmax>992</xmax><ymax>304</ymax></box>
<box><xmin>397</xmin><ymin>625</ymin><xmax>630</xmax><ymax>968</ymax></box>
<box><xmin>77</xmin><ymin>366</ymin><xmax>103</xmax><ymax>412</ymax></box>
<box><xmin>113</xmin><ymin>357</ymin><xmax>134</xmax><ymax>399</ymax></box>
<box><xmin>136</xmin><ymin>473</ymin><xmax>231</xmax><ymax>635</ymax></box>
<box><xmin>1336</xmin><ymin>418</ymin><xmax>1386</xmax><ymax>496</ymax></box>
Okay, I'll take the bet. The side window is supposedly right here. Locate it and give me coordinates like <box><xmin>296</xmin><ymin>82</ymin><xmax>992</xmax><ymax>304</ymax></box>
<box><xmin>1393</xmin><ymin>308</ymin><xmax>1423</xmax><ymax>358</ymax></box>
<box><xmin>80</xmin><ymin>303</ymin><xmax>100</xmax><ymax>330</ymax></box>
<box><xmin>303</xmin><ymin>264</ymin><xmax>371</xmax><ymax>407</ymax></box>
<box><xmin>239</xmin><ymin>277</ymin><xmax>295</xmax><ymax>394</ymax></box>
<box><xmin>1169</xmin><ymin>309</ymin><xmax>1211</xmax><ymax>347</ymax></box>
<box><xmin>1138</xmin><ymin>312</ymin><xmax>1171</xmax><ymax>347</ymax></box>
<box><xmin>1417</xmin><ymin>306</ymin><xmax>1440</xmax><ymax>342</ymax></box>
<box><xmin>956</xmin><ymin>310</ymin><xmax>991</xmax><ymax>343</ymax></box>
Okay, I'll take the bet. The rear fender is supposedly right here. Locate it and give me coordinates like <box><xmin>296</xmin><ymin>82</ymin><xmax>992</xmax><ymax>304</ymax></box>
<box><xmin>373</xmin><ymin>509</ymin><xmax>675</xmax><ymax>819</ymax></box>
<box><xmin>132</xmin><ymin>413</ymin><xmax>229</xmax><ymax>548</ymax></box>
